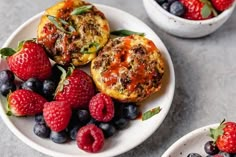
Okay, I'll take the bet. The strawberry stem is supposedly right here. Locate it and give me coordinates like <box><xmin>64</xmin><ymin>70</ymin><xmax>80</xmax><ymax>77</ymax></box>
<box><xmin>0</xmin><ymin>48</ymin><xmax>16</xmax><ymax>58</ymax></box>
<box><xmin>210</xmin><ymin>119</ymin><xmax>226</xmax><ymax>142</ymax></box>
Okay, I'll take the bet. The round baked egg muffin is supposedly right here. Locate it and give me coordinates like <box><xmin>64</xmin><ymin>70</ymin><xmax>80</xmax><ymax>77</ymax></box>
<box><xmin>37</xmin><ymin>0</ymin><xmax>110</xmax><ymax>66</ymax></box>
<box><xmin>91</xmin><ymin>35</ymin><xmax>164</xmax><ymax>102</ymax></box>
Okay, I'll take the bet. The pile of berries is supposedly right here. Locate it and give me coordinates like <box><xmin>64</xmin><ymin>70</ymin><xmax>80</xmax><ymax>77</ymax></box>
<box><xmin>0</xmin><ymin>40</ymin><xmax>140</xmax><ymax>153</ymax></box>
<box><xmin>155</xmin><ymin>0</ymin><xmax>235</xmax><ymax>20</ymax></box>
<box><xmin>188</xmin><ymin>121</ymin><xmax>236</xmax><ymax>157</ymax></box>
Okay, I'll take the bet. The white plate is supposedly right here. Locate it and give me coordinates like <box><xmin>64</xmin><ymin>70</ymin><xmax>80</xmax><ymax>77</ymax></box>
<box><xmin>162</xmin><ymin>124</ymin><xmax>219</xmax><ymax>157</ymax></box>
<box><xmin>0</xmin><ymin>4</ymin><xmax>175</xmax><ymax>157</ymax></box>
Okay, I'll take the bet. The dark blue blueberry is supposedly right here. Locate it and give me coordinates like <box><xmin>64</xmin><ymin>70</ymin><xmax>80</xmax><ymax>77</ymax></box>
<box><xmin>21</xmin><ymin>78</ymin><xmax>42</xmax><ymax>93</ymax></box>
<box><xmin>162</xmin><ymin>2</ymin><xmax>170</xmax><ymax>11</ymax></box>
<box><xmin>218</xmin><ymin>152</ymin><xmax>232</xmax><ymax>157</ymax></box>
<box><xmin>35</xmin><ymin>113</ymin><xmax>45</xmax><ymax>124</ymax></box>
<box><xmin>169</xmin><ymin>1</ymin><xmax>185</xmax><ymax>17</ymax></box>
<box><xmin>204</xmin><ymin>141</ymin><xmax>219</xmax><ymax>155</ymax></box>
<box><xmin>0</xmin><ymin>81</ymin><xmax>16</xmax><ymax>96</ymax></box>
<box><xmin>68</xmin><ymin>110</ymin><xmax>80</xmax><ymax>130</ymax></box>
<box><xmin>114</xmin><ymin>101</ymin><xmax>124</xmax><ymax>118</ymax></box>
<box><xmin>113</xmin><ymin>117</ymin><xmax>129</xmax><ymax>130</ymax></box>
<box><xmin>123</xmin><ymin>103</ymin><xmax>139</xmax><ymax>120</ymax></box>
<box><xmin>51</xmin><ymin>64</ymin><xmax>63</xmax><ymax>84</ymax></box>
<box><xmin>155</xmin><ymin>0</ymin><xmax>166</xmax><ymax>4</ymax></box>
<box><xmin>187</xmin><ymin>153</ymin><xmax>202</xmax><ymax>157</ymax></box>
<box><xmin>0</xmin><ymin>70</ymin><xmax>15</xmax><ymax>85</ymax></box>
<box><xmin>231</xmin><ymin>154</ymin><xmax>236</xmax><ymax>157</ymax></box>
<box><xmin>42</xmin><ymin>80</ymin><xmax>56</xmax><ymax>99</ymax></box>
<box><xmin>167</xmin><ymin>0</ymin><xmax>176</xmax><ymax>4</ymax></box>
<box><xmin>50</xmin><ymin>130</ymin><xmax>68</xmax><ymax>144</ymax></box>
<box><xmin>69</xmin><ymin>125</ymin><xmax>81</xmax><ymax>140</ymax></box>
<box><xmin>77</xmin><ymin>110</ymin><xmax>91</xmax><ymax>124</ymax></box>
<box><xmin>33</xmin><ymin>123</ymin><xmax>50</xmax><ymax>138</ymax></box>
<box><xmin>87</xmin><ymin>118</ymin><xmax>99</xmax><ymax>126</ymax></box>
<box><xmin>99</xmin><ymin>123</ymin><xmax>116</xmax><ymax>138</ymax></box>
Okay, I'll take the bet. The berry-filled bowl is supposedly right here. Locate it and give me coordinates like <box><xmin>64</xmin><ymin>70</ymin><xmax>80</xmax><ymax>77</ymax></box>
<box><xmin>143</xmin><ymin>0</ymin><xmax>236</xmax><ymax>38</ymax></box>
<box><xmin>162</xmin><ymin>121</ymin><xmax>236</xmax><ymax>157</ymax></box>
<box><xmin>0</xmin><ymin>1</ymin><xmax>175</xmax><ymax>157</ymax></box>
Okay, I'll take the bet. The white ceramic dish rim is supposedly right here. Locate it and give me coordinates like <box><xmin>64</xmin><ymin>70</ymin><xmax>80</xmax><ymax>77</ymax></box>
<box><xmin>148</xmin><ymin>0</ymin><xmax>236</xmax><ymax>24</ymax></box>
<box><xmin>162</xmin><ymin>123</ymin><xmax>219</xmax><ymax>157</ymax></box>
<box><xmin>0</xmin><ymin>4</ymin><xmax>175</xmax><ymax>157</ymax></box>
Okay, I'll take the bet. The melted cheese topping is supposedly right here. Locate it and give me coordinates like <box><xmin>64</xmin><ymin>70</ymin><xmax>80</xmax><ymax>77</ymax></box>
<box><xmin>91</xmin><ymin>35</ymin><xmax>164</xmax><ymax>102</ymax></box>
<box><xmin>37</xmin><ymin>0</ymin><xmax>110</xmax><ymax>66</ymax></box>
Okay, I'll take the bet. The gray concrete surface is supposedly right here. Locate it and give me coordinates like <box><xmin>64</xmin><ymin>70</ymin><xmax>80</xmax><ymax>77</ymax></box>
<box><xmin>0</xmin><ymin>0</ymin><xmax>236</xmax><ymax>157</ymax></box>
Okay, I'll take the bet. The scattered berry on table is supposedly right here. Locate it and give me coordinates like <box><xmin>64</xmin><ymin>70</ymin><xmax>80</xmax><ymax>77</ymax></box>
<box><xmin>0</xmin><ymin>40</ymin><xmax>52</xmax><ymax>81</ymax></box>
<box><xmin>187</xmin><ymin>153</ymin><xmax>202</xmax><ymax>157</ymax></box>
<box><xmin>55</xmin><ymin>67</ymin><xmax>95</xmax><ymax>109</ymax></box>
<box><xmin>211</xmin><ymin>0</ymin><xmax>234</xmax><ymax>11</ymax></box>
<box><xmin>123</xmin><ymin>103</ymin><xmax>139</xmax><ymax>120</ymax></box>
<box><xmin>43</xmin><ymin>101</ymin><xmax>72</xmax><ymax>132</ymax></box>
<box><xmin>33</xmin><ymin>123</ymin><xmax>50</xmax><ymax>138</ymax></box>
<box><xmin>21</xmin><ymin>78</ymin><xmax>42</xmax><ymax>94</ymax></box>
<box><xmin>204</xmin><ymin>141</ymin><xmax>219</xmax><ymax>155</ymax></box>
<box><xmin>0</xmin><ymin>81</ymin><xmax>16</xmax><ymax>96</ymax></box>
<box><xmin>77</xmin><ymin>109</ymin><xmax>91</xmax><ymax>124</ymax></box>
<box><xmin>35</xmin><ymin>113</ymin><xmax>45</xmax><ymax>124</ymax></box>
<box><xmin>50</xmin><ymin>130</ymin><xmax>68</xmax><ymax>144</ymax></box>
<box><xmin>169</xmin><ymin>1</ymin><xmax>185</xmax><ymax>17</ymax></box>
<box><xmin>7</xmin><ymin>89</ymin><xmax>47</xmax><ymax>116</ymax></box>
<box><xmin>89</xmin><ymin>93</ymin><xmax>114</xmax><ymax>122</ymax></box>
<box><xmin>98</xmin><ymin>122</ymin><xmax>116</xmax><ymax>138</ymax></box>
<box><xmin>113</xmin><ymin>117</ymin><xmax>129</xmax><ymax>130</ymax></box>
<box><xmin>0</xmin><ymin>70</ymin><xmax>15</xmax><ymax>84</ymax></box>
<box><xmin>69</xmin><ymin>125</ymin><xmax>82</xmax><ymax>140</ymax></box>
<box><xmin>76</xmin><ymin>124</ymin><xmax>104</xmax><ymax>153</ymax></box>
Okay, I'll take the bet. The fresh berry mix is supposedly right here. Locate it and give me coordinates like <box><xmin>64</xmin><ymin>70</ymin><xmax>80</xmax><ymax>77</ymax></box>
<box><xmin>76</xmin><ymin>124</ymin><xmax>105</xmax><ymax>153</ymax></box>
<box><xmin>187</xmin><ymin>120</ymin><xmax>236</xmax><ymax>157</ymax></box>
<box><xmin>89</xmin><ymin>93</ymin><xmax>115</xmax><ymax>122</ymax></box>
<box><xmin>155</xmin><ymin>0</ymin><xmax>235</xmax><ymax>20</ymax></box>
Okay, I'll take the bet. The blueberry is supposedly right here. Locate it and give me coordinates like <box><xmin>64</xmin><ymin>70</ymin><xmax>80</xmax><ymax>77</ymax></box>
<box><xmin>0</xmin><ymin>82</ymin><xmax>16</xmax><ymax>96</ymax></box>
<box><xmin>0</xmin><ymin>70</ymin><xmax>14</xmax><ymax>84</ymax></box>
<box><xmin>167</xmin><ymin>0</ymin><xmax>176</xmax><ymax>4</ymax></box>
<box><xmin>162</xmin><ymin>2</ymin><xmax>170</xmax><ymax>11</ymax></box>
<box><xmin>50</xmin><ymin>130</ymin><xmax>68</xmax><ymax>144</ymax></box>
<box><xmin>169</xmin><ymin>1</ymin><xmax>185</xmax><ymax>17</ymax></box>
<box><xmin>155</xmin><ymin>0</ymin><xmax>166</xmax><ymax>4</ymax></box>
<box><xmin>123</xmin><ymin>103</ymin><xmax>139</xmax><ymax>120</ymax></box>
<box><xmin>69</xmin><ymin>125</ymin><xmax>81</xmax><ymax>140</ymax></box>
<box><xmin>35</xmin><ymin>113</ymin><xmax>45</xmax><ymax>124</ymax></box>
<box><xmin>51</xmin><ymin>64</ymin><xmax>63</xmax><ymax>84</ymax></box>
<box><xmin>187</xmin><ymin>153</ymin><xmax>202</xmax><ymax>157</ymax></box>
<box><xmin>77</xmin><ymin>110</ymin><xmax>91</xmax><ymax>124</ymax></box>
<box><xmin>218</xmin><ymin>152</ymin><xmax>232</xmax><ymax>157</ymax></box>
<box><xmin>33</xmin><ymin>123</ymin><xmax>50</xmax><ymax>138</ymax></box>
<box><xmin>113</xmin><ymin>117</ymin><xmax>129</xmax><ymax>130</ymax></box>
<box><xmin>99</xmin><ymin>123</ymin><xmax>116</xmax><ymax>138</ymax></box>
<box><xmin>87</xmin><ymin>118</ymin><xmax>100</xmax><ymax>126</ymax></box>
<box><xmin>42</xmin><ymin>80</ymin><xmax>56</xmax><ymax>99</ymax></box>
<box><xmin>114</xmin><ymin>101</ymin><xmax>124</xmax><ymax>118</ymax></box>
<box><xmin>204</xmin><ymin>141</ymin><xmax>219</xmax><ymax>155</ymax></box>
<box><xmin>21</xmin><ymin>78</ymin><xmax>42</xmax><ymax>93</ymax></box>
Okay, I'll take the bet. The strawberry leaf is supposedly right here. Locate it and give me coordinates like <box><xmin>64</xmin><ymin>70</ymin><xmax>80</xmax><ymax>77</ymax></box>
<box><xmin>142</xmin><ymin>106</ymin><xmax>161</xmax><ymax>121</ymax></box>
<box><xmin>201</xmin><ymin>4</ymin><xmax>212</xmax><ymax>18</ymax></box>
<box><xmin>0</xmin><ymin>48</ymin><xmax>16</xmax><ymax>57</ymax></box>
<box><xmin>209</xmin><ymin>119</ymin><xmax>226</xmax><ymax>142</ymax></box>
<box><xmin>70</xmin><ymin>5</ymin><xmax>93</xmax><ymax>15</ymax></box>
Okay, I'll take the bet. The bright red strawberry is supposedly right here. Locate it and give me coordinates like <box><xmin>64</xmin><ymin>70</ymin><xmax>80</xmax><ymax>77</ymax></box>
<box><xmin>210</xmin><ymin>120</ymin><xmax>236</xmax><ymax>153</ymax></box>
<box><xmin>211</xmin><ymin>0</ymin><xmax>235</xmax><ymax>11</ymax></box>
<box><xmin>43</xmin><ymin>101</ymin><xmax>71</xmax><ymax>132</ymax></box>
<box><xmin>55</xmin><ymin>67</ymin><xmax>95</xmax><ymax>109</ymax></box>
<box><xmin>0</xmin><ymin>40</ymin><xmax>52</xmax><ymax>81</ymax></box>
<box><xmin>7</xmin><ymin>89</ymin><xmax>47</xmax><ymax>116</ymax></box>
<box><xmin>179</xmin><ymin>0</ymin><xmax>217</xmax><ymax>20</ymax></box>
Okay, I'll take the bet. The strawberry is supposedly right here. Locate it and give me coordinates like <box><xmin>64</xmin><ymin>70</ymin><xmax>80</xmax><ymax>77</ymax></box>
<box><xmin>211</xmin><ymin>0</ymin><xmax>235</xmax><ymax>11</ymax></box>
<box><xmin>0</xmin><ymin>40</ymin><xmax>52</xmax><ymax>81</ymax></box>
<box><xmin>210</xmin><ymin>120</ymin><xmax>236</xmax><ymax>153</ymax></box>
<box><xmin>7</xmin><ymin>89</ymin><xmax>47</xmax><ymax>116</ymax></box>
<box><xmin>43</xmin><ymin>101</ymin><xmax>72</xmax><ymax>132</ymax></box>
<box><xmin>55</xmin><ymin>66</ymin><xmax>95</xmax><ymax>109</ymax></box>
<box><xmin>179</xmin><ymin>0</ymin><xmax>218</xmax><ymax>20</ymax></box>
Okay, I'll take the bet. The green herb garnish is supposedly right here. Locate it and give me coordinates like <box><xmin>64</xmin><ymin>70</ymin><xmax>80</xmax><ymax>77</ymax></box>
<box><xmin>142</xmin><ymin>106</ymin><xmax>161</xmax><ymax>121</ymax></box>
<box><xmin>71</xmin><ymin>5</ymin><xmax>93</xmax><ymax>15</ymax></box>
<box><xmin>47</xmin><ymin>15</ymin><xmax>76</xmax><ymax>34</ymax></box>
<box><xmin>111</xmin><ymin>29</ymin><xmax>145</xmax><ymax>37</ymax></box>
<box><xmin>80</xmin><ymin>42</ymin><xmax>100</xmax><ymax>54</ymax></box>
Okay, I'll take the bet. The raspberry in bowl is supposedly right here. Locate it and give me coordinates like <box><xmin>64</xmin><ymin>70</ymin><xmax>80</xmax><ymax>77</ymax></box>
<box><xmin>143</xmin><ymin>0</ymin><xmax>236</xmax><ymax>38</ymax></box>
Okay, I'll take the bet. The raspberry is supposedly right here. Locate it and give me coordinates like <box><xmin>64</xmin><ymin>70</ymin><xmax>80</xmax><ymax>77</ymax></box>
<box><xmin>43</xmin><ymin>101</ymin><xmax>72</xmax><ymax>132</ymax></box>
<box><xmin>76</xmin><ymin>124</ymin><xmax>104</xmax><ymax>153</ymax></box>
<box><xmin>89</xmin><ymin>93</ymin><xmax>114</xmax><ymax>122</ymax></box>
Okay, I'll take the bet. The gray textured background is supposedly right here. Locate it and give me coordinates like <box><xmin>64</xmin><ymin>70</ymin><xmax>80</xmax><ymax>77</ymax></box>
<box><xmin>0</xmin><ymin>0</ymin><xmax>236</xmax><ymax>157</ymax></box>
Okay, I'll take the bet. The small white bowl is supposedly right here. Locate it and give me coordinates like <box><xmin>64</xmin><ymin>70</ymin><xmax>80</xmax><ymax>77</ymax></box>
<box><xmin>143</xmin><ymin>0</ymin><xmax>236</xmax><ymax>38</ymax></box>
